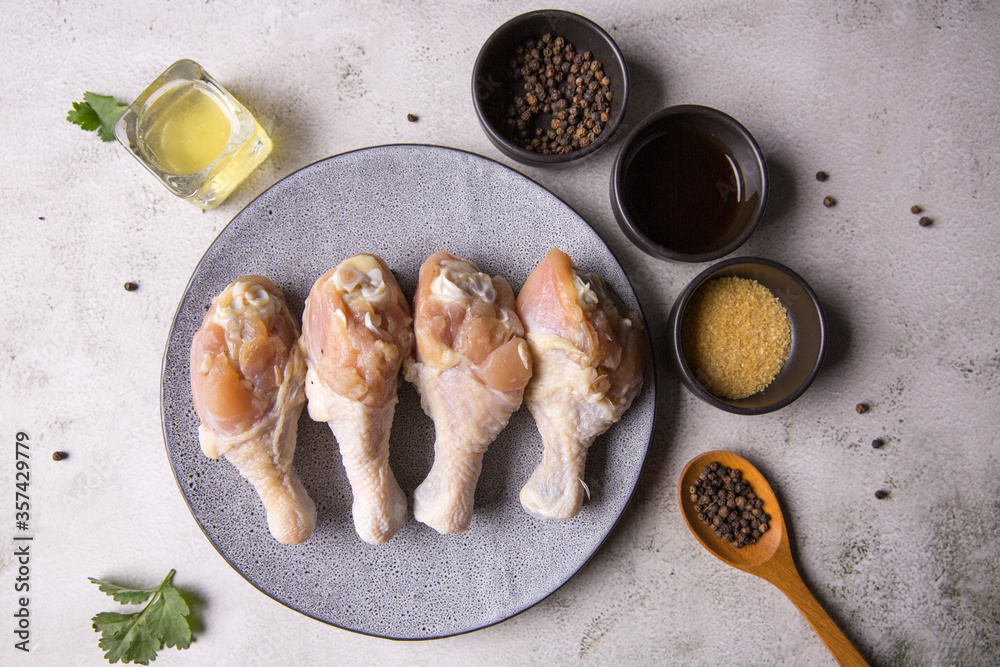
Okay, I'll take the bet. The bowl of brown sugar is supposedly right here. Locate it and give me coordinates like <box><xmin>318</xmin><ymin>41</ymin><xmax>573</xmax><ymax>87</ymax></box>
<box><xmin>669</xmin><ymin>257</ymin><xmax>827</xmax><ymax>414</ymax></box>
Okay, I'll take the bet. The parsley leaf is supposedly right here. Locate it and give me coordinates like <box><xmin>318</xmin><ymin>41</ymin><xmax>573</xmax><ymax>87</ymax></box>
<box><xmin>67</xmin><ymin>92</ymin><xmax>129</xmax><ymax>142</ymax></box>
<box><xmin>90</xmin><ymin>579</ymin><xmax>156</xmax><ymax>605</ymax></box>
<box><xmin>67</xmin><ymin>100</ymin><xmax>102</xmax><ymax>132</ymax></box>
<box><xmin>90</xmin><ymin>569</ymin><xmax>194</xmax><ymax>665</ymax></box>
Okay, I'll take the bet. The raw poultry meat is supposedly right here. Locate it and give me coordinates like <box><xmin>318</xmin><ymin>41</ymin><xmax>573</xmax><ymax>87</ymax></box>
<box><xmin>190</xmin><ymin>276</ymin><xmax>315</xmax><ymax>545</ymax></box>
<box><xmin>516</xmin><ymin>248</ymin><xmax>645</xmax><ymax>520</ymax></box>
<box><xmin>405</xmin><ymin>251</ymin><xmax>532</xmax><ymax>534</ymax></box>
<box><xmin>299</xmin><ymin>254</ymin><xmax>414</xmax><ymax>545</ymax></box>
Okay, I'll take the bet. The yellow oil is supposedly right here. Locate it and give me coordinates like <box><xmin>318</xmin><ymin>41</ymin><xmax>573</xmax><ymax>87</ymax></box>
<box><xmin>196</xmin><ymin>122</ymin><xmax>272</xmax><ymax>209</ymax></box>
<box><xmin>139</xmin><ymin>81</ymin><xmax>231</xmax><ymax>175</ymax></box>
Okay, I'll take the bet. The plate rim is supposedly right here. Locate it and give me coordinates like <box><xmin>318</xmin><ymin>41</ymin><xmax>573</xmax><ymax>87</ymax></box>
<box><xmin>159</xmin><ymin>142</ymin><xmax>658</xmax><ymax>640</ymax></box>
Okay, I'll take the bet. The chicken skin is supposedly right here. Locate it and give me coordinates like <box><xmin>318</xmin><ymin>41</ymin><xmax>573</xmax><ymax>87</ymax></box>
<box><xmin>299</xmin><ymin>254</ymin><xmax>414</xmax><ymax>545</ymax></box>
<box><xmin>405</xmin><ymin>251</ymin><xmax>532</xmax><ymax>534</ymax></box>
<box><xmin>516</xmin><ymin>248</ymin><xmax>645</xmax><ymax>520</ymax></box>
<box><xmin>190</xmin><ymin>276</ymin><xmax>316</xmax><ymax>545</ymax></box>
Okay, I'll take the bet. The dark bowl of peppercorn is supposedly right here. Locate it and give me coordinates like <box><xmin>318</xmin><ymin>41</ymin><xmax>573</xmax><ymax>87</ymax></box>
<box><xmin>611</xmin><ymin>105</ymin><xmax>768</xmax><ymax>262</ymax></box>
<box><xmin>472</xmin><ymin>10</ymin><xmax>629</xmax><ymax>166</ymax></box>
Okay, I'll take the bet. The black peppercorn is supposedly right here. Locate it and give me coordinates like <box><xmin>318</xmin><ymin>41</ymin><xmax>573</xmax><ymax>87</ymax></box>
<box><xmin>690</xmin><ymin>462</ymin><xmax>770</xmax><ymax>548</ymax></box>
<box><xmin>495</xmin><ymin>34</ymin><xmax>612</xmax><ymax>155</ymax></box>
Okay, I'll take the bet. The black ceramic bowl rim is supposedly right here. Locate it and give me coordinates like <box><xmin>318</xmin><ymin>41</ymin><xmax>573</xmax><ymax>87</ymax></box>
<box><xmin>471</xmin><ymin>9</ymin><xmax>630</xmax><ymax>166</ymax></box>
<box><xmin>611</xmin><ymin>105</ymin><xmax>768</xmax><ymax>262</ymax></box>
<box><xmin>669</xmin><ymin>256</ymin><xmax>827</xmax><ymax>415</ymax></box>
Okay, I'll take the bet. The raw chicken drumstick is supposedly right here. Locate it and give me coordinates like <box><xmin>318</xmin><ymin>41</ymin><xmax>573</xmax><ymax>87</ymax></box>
<box><xmin>516</xmin><ymin>248</ymin><xmax>645</xmax><ymax>520</ymax></box>
<box><xmin>299</xmin><ymin>254</ymin><xmax>414</xmax><ymax>545</ymax></box>
<box><xmin>405</xmin><ymin>251</ymin><xmax>532</xmax><ymax>534</ymax></box>
<box><xmin>190</xmin><ymin>276</ymin><xmax>316</xmax><ymax>545</ymax></box>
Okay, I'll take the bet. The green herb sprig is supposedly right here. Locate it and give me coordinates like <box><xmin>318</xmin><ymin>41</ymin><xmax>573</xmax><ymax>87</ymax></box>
<box><xmin>67</xmin><ymin>92</ymin><xmax>128</xmax><ymax>142</ymax></box>
<box><xmin>89</xmin><ymin>569</ymin><xmax>194</xmax><ymax>665</ymax></box>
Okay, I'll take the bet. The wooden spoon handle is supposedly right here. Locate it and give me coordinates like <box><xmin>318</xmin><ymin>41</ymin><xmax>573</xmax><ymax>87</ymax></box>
<box><xmin>773</xmin><ymin>572</ymin><xmax>869</xmax><ymax>666</ymax></box>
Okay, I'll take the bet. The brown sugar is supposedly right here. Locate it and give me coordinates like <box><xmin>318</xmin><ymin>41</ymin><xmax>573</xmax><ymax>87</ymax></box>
<box><xmin>681</xmin><ymin>277</ymin><xmax>791</xmax><ymax>400</ymax></box>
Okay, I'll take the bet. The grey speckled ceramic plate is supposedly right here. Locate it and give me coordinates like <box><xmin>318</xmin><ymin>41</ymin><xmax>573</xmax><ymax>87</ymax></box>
<box><xmin>161</xmin><ymin>144</ymin><xmax>656</xmax><ymax>639</ymax></box>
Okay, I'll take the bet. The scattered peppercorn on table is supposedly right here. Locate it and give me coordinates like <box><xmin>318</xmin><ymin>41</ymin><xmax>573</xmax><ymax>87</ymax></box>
<box><xmin>4</xmin><ymin>1</ymin><xmax>1000</xmax><ymax>665</ymax></box>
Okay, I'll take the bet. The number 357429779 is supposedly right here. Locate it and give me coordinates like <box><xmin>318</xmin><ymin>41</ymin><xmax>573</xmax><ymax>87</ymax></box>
<box><xmin>15</xmin><ymin>432</ymin><xmax>30</xmax><ymax>530</ymax></box>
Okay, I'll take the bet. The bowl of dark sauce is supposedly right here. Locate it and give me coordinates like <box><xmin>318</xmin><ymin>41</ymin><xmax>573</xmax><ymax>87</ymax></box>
<box><xmin>611</xmin><ymin>105</ymin><xmax>768</xmax><ymax>262</ymax></box>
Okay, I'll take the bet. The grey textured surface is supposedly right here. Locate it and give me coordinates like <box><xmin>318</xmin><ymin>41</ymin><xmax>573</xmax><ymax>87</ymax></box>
<box><xmin>162</xmin><ymin>145</ymin><xmax>655</xmax><ymax>639</ymax></box>
<box><xmin>1</xmin><ymin>0</ymin><xmax>999</xmax><ymax>665</ymax></box>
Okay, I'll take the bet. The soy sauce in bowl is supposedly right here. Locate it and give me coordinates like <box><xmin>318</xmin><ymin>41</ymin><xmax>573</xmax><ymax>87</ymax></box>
<box><xmin>611</xmin><ymin>105</ymin><xmax>768</xmax><ymax>263</ymax></box>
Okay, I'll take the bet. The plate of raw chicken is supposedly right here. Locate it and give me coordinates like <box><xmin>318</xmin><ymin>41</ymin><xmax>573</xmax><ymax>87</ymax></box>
<box><xmin>161</xmin><ymin>144</ymin><xmax>656</xmax><ymax>639</ymax></box>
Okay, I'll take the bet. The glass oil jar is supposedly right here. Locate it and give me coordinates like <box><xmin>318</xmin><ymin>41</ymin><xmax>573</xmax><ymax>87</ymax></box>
<box><xmin>115</xmin><ymin>59</ymin><xmax>272</xmax><ymax>209</ymax></box>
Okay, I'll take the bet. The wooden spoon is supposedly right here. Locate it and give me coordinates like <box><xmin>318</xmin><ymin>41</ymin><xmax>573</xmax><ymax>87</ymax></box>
<box><xmin>678</xmin><ymin>450</ymin><xmax>869</xmax><ymax>667</ymax></box>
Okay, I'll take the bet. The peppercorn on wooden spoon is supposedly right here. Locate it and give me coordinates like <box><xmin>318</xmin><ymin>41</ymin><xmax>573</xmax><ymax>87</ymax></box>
<box><xmin>679</xmin><ymin>450</ymin><xmax>869</xmax><ymax>667</ymax></box>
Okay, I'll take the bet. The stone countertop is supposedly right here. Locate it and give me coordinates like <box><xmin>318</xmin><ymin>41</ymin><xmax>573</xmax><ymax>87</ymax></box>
<box><xmin>2</xmin><ymin>1</ymin><xmax>998</xmax><ymax>665</ymax></box>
